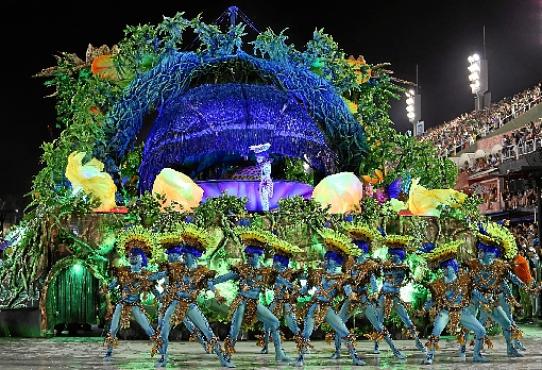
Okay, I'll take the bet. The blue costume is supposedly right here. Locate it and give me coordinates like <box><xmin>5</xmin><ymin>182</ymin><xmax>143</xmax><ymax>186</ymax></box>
<box><xmin>333</xmin><ymin>223</ymin><xmax>405</xmax><ymax>360</ymax></box>
<box><xmin>465</xmin><ymin>252</ymin><xmax>526</xmax><ymax>357</ymax></box>
<box><xmin>259</xmin><ymin>251</ymin><xmax>303</xmax><ymax>354</ymax></box>
<box><xmin>497</xmin><ymin>280</ymin><xmax>526</xmax><ymax>351</ymax></box>
<box><xmin>209</xmin><ymin>228</ymin><xmax>290</xmax><ymax>364</ymax></box>
<box><xmin>375</xmin><ymin>234</ymin><xmax>426</xmax><ymax>354</ymax></box>
<box><xmin>461</xmin><ymin>223</ymin><xmax>537</xmax><ymax>358</ymax></box>
<box><xmin>295</xmin><ymin>230</ymin><xmax>366</xmax><ymax>367</ymax></box>
<box><xmin>420</xmin><ymin>240</ymin><xmax>488</xmax><ymax>364</ymax></box>
<box><xmin>153</xmin><ymin>225</ymin><xmax>234</xmax><ymax>368</ymax></box>
<box><xmin>104</xmin><ymin>227</ymin><xmax>159</xmax><ymax>358</ymax></box>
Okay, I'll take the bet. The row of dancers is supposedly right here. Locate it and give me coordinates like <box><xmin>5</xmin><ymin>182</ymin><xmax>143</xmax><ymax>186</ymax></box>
<box><xmin>103</xmin><ymin>219</ymin><xmax>540</xmax><ymax>367</ymax></box>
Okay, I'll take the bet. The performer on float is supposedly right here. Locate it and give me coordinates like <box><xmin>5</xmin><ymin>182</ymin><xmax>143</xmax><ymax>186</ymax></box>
<box><xmin>331</xmin><ymin>222</ymin><xmax>406</xmax><ymax>360</ymax></box>
<box><xmin>251</xmin><ymin>143</ymin><xmax>273</xmax><ymax>212</ymax></box>
<box><xmin>103</xmin><ymin>226</ymin><xmax>159</xmax><ymax>358</ymax></box>
<box><xmin>152</xmin><ymin>223</ymin><xmax>234</xmax><ymax>368</ymax></box>
<box><xmin>208</xmin><ymin>227</ymin><xmax>290</xmax><ymax>364</ymax></box>
<box><xmin>375</xmin><ymin>233</ymin><xmax>426</xmax><ymax>354</ymax></box>
<box><xmin>420</xmin><ymin>240</ymin><xmax>488</xmax><ymax>364</ymax></box>
<box><xmin>463</xmin><ymin>222</ymin><xmax>539</xmax><ymax>358</ymax></box>
<box><xmin>295</xmin><ymin>229</ymin><xmax>366</xmax><ymax>367</ymax></box>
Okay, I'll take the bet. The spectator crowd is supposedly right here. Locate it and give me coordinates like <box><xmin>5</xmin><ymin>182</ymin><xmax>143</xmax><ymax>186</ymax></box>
<box><xmin>459</xmin><ymin>118</ymin><xmax>542</xmax><ymax>175</ymax></box>
<box><xmin>422</xmin><ymin>83</ymin><xmax>541</xmax><ymax>157</ymax></box>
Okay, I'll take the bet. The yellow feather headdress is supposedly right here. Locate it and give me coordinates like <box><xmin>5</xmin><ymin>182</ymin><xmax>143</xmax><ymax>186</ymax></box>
<box><xmin>268</xmin><ymin>235</ymin><xmax>302</xmax><ymax>256</ymax></box>
<box><xmin>234</xmin><ymin>226</ymin><xmax>274</xmax><ymax>248</ymax></box>
<box><xmin>383</xmin><ymin>234</ymin><xmax>416</xmax><ymax>251</ymax></box>
<box><xmin>318</xmin><ymin>229</ymin><xmax>361</xmax><ymax>257</ymax></box>
<box><xmin>342</xmin><ymin>222</ymin><xmax>382</xmax><ymax>243</ymax></box>
<box><xmin>477</xmin><ymin>222</ymin><xmax>518</xmax><ymax>260</ymax></box>
<box><xmin>117</xmin><ymin>226</ymin><xmax>155</xmax><ymax>257</ymax></box>
<box><xmin>424</xmin><ymin>240</ymin><xmax>463</xmax><ymax>266</ymax></box>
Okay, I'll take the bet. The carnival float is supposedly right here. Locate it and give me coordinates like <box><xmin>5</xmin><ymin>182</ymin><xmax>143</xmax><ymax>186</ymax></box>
<box><xmin>1</xmin><ymin>7</ymin><xmax>485</xmax><ymax>340</ymax></box>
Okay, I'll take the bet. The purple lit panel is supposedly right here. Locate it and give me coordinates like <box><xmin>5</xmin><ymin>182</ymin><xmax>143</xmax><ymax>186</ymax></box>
<box><xmin>197</xmin><ymin>180</ymin><xmax>313</xmax><ymax>212</ymax></box>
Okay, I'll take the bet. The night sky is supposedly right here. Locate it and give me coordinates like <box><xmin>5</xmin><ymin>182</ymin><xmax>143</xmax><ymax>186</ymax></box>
<box><xmin>2</xmin><ymin>0</ymin><xmax>541</xmax><ymax>207</ymax></box>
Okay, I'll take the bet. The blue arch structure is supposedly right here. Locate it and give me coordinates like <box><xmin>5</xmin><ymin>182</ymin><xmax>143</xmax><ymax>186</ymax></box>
<box><xmin>96</xmin><ymin>51</ymin><xmax>367</xmax><ymax>189</ymax></box>
<box><xmin>139</xmin><ymin>83</ymin><xmax>335</xmax><ymax>190</ymax></box>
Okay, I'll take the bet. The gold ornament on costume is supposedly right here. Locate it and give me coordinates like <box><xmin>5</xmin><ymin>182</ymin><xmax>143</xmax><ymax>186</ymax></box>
<box><xmin>346</xmin><ymin>55</ymin><xmax>372</xmax><ymax>84</ymax></box>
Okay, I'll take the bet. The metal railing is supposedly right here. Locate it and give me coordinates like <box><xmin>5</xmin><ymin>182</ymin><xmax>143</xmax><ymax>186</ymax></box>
<box><xmin>502</xmin><ymin>137</ymin><xmax>542</xmax><ymax>160</ymax></box>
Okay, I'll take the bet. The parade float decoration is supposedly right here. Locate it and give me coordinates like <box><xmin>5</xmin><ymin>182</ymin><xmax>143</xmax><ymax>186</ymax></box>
<box><xmin>0</xmin><ymin>7</ymin><xmax>481</xmax><ymax>337</ymax></box>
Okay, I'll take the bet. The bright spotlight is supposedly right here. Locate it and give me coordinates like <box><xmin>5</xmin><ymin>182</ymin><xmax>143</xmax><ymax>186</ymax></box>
<box><xmin>467</xmin><ymin>52</ymin><xmax>482</xmax><ymax>94</ymax></box>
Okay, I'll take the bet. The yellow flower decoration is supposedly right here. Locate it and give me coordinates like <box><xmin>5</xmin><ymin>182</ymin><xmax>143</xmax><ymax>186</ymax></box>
<box><xmin>318</xmin><ymin>229</ymin><xmax>361</xmax><ymax>257</ymax></box>
<box><xmin>424</xmin><ymin>240</ymin><xmax>463</xmax><ymax>266</ymax></box>
<box><xmin>346</xmin><ymin>55</ymin><xmax>372</xmax><ymax>84</ymax></box>
<box><xmin>117</xmin><ymin>225</ymin><xmax>155</xmax><ymax>257</ymax></box>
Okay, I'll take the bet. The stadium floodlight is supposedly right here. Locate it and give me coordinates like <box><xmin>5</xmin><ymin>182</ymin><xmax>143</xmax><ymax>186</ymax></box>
<box><xmin>468</xmin><ymin>53</ymin><xmax>482</xmax><ymax>94</ymax></box>
<box><xmin>405</xmin><ymin>89</ymin><xmax>418</xmax><ymax>123</ymax></box>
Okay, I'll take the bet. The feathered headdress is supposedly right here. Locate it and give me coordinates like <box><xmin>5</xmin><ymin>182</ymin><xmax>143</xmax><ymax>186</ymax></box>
<box><xmin>267</xmin><ymin>235</ymin><xmax>302</xmax><ymax>257</ymax></box>
<box><xmin>318</xmin><ymin>229</ymin><xmax>361</xmax><ymax>257</ymax></box>
<box><xmin>423</xmin><ymin>240</ymin><xmax>463</xmax><ymax>267</ymax></box>
<box><xmin>477</xmin><ymin>222</ymin><xmax>517</xmax><ymax>260</ymax></box>
<box><xmin>342</xmin><ymin>222</ymin><xmax>382</xmax><ymax>243</ymax></box>
<box><xmin>117</xmin><ymin>226</ymin><xmax>155</xmax><ymax>258</ymax></box>
<box><xmin>180</xmin><ymin>223</ymin><xmax>212</xmax><ymax>251</ymax></box>
<box><xmin>382</xmin><ymin>234</ymin><xmax>415</xmax><ymax>251</ymax></box>
<box><xmin>235</xmin><ymin>226</ymin><xmax>274</xmax><ymax>248</ymax></box>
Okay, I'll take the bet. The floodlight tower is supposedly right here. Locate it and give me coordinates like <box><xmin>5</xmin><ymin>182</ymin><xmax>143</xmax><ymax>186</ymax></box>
<box><xmin>406</xmin><ymin>65</ymin><xmax>423</xmax><ymax>136</ymax></box>
<box><xmin>467</xmin><ymin>27</ymin><xmax>490</xmax><ymax>111</ymax></box>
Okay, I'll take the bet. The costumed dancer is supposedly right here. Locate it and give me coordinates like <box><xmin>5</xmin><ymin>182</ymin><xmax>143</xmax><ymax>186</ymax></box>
<box><xmin>420</xmin><ymin>240</ymin><xmax>488</xmax><ymax>364</ymax></box>
<box><xmin>103</xmin><ymin>226</ymin><xmax>160</xmax><ymax>358</ymax></box>
<box><xmin>208</xmin><ymin>227</ymin><xmax>291</xmax><ymax>364</ymax></box>
<box><xmin>259</xmin><ymin>236</ymin><xmax>303</xmax><ymax>354</ymax></box>
<box><xmin>374</xmin><ymin>234</ymin><xmax>426</xmax><ymax>354</ymax></box>
<box><xmin>153</xmin><ymin>238</ymin><xmax>209</xmax><ymax>355</ymax></box>
<box><xmin>295</xmin><ymin>229</ymin><xmax>366</xmax><ymax>367</ymax></box>
<box><xmin>332</xmin><ymin>222</ymin><xmax>406</xmax><ymax>360</ymax></box>
<box><xmin>463</xmin><ymin>222</ymin><xmax>539</xmax><ymax>358</ymax></box>
<box><xmin>152</xmin><ymin>223</ymin><xmax>234</xmax><ymax>368</ymax></box>
<box><xmin>486</xmin><ymin>244</ymin><xmax>533</xmax><ymax>352</ymax></box>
